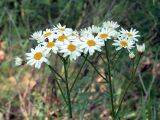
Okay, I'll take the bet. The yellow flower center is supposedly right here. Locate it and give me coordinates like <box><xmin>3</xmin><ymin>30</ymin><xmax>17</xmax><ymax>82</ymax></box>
<box><xmin>108</xmin><ymin>25</ymin><xmax>112</xmax><ymax>28</ymax></box>
<box><xmin>47</xmin><ymin>42</ymin><xmax>55</xmax><ymax>48</ymax></box>
<box><xmin>34</xmin><ymin>52</ymin><xmax>43</xmax><ymax>60</ymax></box>
<box><xmin>120</xmin><ymin>40</ymin><xmax>128</xmax><ymax>47</ymax></box>
<box><xmin>100</xmin><ymin>33</ymin><xmax>109</xmax><ymax>38</ymax></box>
<box><xmin>68</xmin><ymin>44</ymin><xmax>76</xmax><ymax>52</ymax></box>
<box><xmin>58</xmin><ymin>35</ymin><xmax>67</xmax><ymax>42</ymax></box>
<box><xmin>43</xmin><ymin>32</ymin><xmax>52</xmax><ymax>37</ymax></box>
<box><xmin>126</xmin><ymin>32</ymin><xmax>133</xmax><ymax>37</ymax></box>
<box><xmin>87</xmin><ymin>40</ymin><xmax>96</xmax><ymax>46</ymax></box>
<box><xmin>72</xmin><ymin>33</ymin><xmax>75</xmax><ymax>36</ymax></box>
<box><xmin>58</xmin><ymin>28</ymin><xmax>65</xmax><ymax>31</ymax></box>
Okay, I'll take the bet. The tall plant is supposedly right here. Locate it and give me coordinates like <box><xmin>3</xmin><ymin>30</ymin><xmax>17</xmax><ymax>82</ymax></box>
<box><xmin>16</xmin><ymin>21</ymin><xmax>145</xmax><ymax>119</ymax></box>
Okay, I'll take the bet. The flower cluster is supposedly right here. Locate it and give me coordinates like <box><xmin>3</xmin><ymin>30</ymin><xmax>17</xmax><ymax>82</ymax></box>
<box><xmin>20</xmin><ymin>21</ymin><xmax>145</xmax><ymax>69</ymax></box>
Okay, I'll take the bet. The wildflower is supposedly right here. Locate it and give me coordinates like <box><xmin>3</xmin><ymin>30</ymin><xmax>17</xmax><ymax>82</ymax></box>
<box><xmin>129</xmin><ymin>52</ymin><xmax>135</xmax><ymax>59</ymax></box>
<box><xmin>136</xmin><ymin>43</ymin><xmax>145</xmax><ymax>53</ymax></box>
<box><xmin>120</xmin><ymin>28</ymin><xmax>140</xmax><ymax>41</ymax></box>
<box><xmin>41</xmin><ymin>39</ymin><xmax>58</xmax><ymax>54</ymax></box>
<box><xmin>87</xmin><ymin>25</ymin><xmax>100</xmax><ymax>37</ymax></box>
<box><xmin>53</xmin><ymin>23</ymin><xmax>72</xmax><ymax>36</ymax></box>
<box><xmin>60</xmin><ymin>41</ymin><xmax>82</xmax><ymax>60</ymax></box>
<box><xmin>98</xmin><ymin>28</ymin><xmax>115</xmax><ymax>41</ymax></box>
<box><xmin>15</xmin><ymin>56</ymin><xmax>23</xmax><ymax>66</ymax></box>
<box><xmin>103</xmin><ymin>21</ymin><xmax>120</xmax><ymax>30</ymax></box>
<box><xmin>80</xmin><ymin>28</ymin><xmax>91</xmax><ymax>37</ymax></box>
<box><xmin>112</xmin><ymin>37</ymin><xmax>135</xmax><ymax>51</ymax></box>
<box><xmin>80</xmin><ymin>35</ymin><xmax>104</xmax><ymax>55</ymax></box>
<box><xmin>30</xmin><ymin>31</ymin><xmax>44</xmax><ymax>43</ymax></box>
<box><xmin>67</xmin><ymin>30</ymin><xmax>80</xmax><ymax>41</ymax></box>
<box><xmin>26</xmin><ymin>46</ymin><xmax>49</xmax><ymax>69</ymax></box>
<box><xmin>55</xmin><ymin>33</ymin><xmax>68</xmax><ymax>46</ymax></box>
<box><xmin>42</xmin><ymin>29</ymin><xmax>55</xmax><ymax>40</ymax></box>
<box><xmin>112</xmin><ymin>31</ymin><xmax>120</xmax><ymax>39</ymax></box>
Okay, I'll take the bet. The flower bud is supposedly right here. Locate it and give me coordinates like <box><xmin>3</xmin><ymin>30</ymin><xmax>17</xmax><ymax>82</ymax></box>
<box><xmin>136</xmin><ymin>44</ymin><xmax>145</xmax><ymax>53</ymax></box>
<box><xmin>129</xmin><ymin>52</ymin><xmax>135</xmax><ymax>59</ymax></box>
<box><xmin>15</xmin><ymin>56</ymin><xmax>23</xmax><ymax>66</ymax></box>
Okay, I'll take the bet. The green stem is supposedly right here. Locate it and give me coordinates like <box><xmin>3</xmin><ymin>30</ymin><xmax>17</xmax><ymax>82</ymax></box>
<box><xmin>48</xmin><ymin>65</ymin><xmax>65</xmax><ymax>83</ymax></box>
<box><xmin>114</xmin><ymin>61</ymin><xmax>134</xmax><ymax>119</ymax></box>
<box><xmin>112</xmin><ymin>51</ymin><xmax>123</xmax><ymax>70</ymax></box>
<box><xmin>55</xmin><ymin>77</ymin><xmax>68</xmax><ymax>105</ymax></box>
<box><xmin>111</xmin><ymin>50</ymin><xmax>120</xmax><ymax>61</ymax></box>
<box><xmin>64</xmin><ymin>58</ymin><xmax>72</xmax><ymax>118</ymax></box>
<box><xmin>105</xmin><ymin>42</ymin><xmax>115</xmax><ymax>118</ymax></box>
<box><xmin>84</xmin><ymin>56</ymin><xmax>107</xmax><ymax>82</ymax></box>
<box><xmin>115</xmin><ymin>54</ymin><xmax>142</xmax><ymax>119</ymax></box>
<box><xmin>48</xmin><ymin>65</ymin><xmax>68</xmax><ymax>109</ymax></box>
<box><xmin>100</xmin><ymin>55</ymin><xmax>107</xmax><ymax>64</ymax></box>
<box><xmin>70</xmin><ymin>53</ymin><xmax>89</xmax><ymax>91</ymax></box>
<box><xmin>97</xmin><ymin>52</ymin><xmax>106</xmax><ymax>64</ymax></box>
<box><xmin>108</xmin><ymin>64</ymin><xmax>115</xmax><ymax>118</ymax></box>
<box><xmin>134</xmin><ymin>54</ymin><xmax>142</xmax><ymax>75</ymax></box>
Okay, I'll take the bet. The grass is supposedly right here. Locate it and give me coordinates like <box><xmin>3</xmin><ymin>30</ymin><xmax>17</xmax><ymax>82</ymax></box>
<box><xmin>0</xmin><ymin>0</ymin><xmax>160</xmax><ymax>119</ymax></box>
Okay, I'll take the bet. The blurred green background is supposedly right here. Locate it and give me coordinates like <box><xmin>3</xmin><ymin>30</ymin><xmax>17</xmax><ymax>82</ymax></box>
<box><xmin>0</xmin><ymin>0</ymin><xmax>160</xmax><ymax>119</ymax></box>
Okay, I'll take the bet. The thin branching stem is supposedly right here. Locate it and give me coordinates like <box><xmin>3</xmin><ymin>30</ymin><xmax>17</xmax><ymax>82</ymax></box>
<box><xmin>111</xmin><ymin>50</ymin><xmax>120</xmax><ymax>61</ymax></box>
<box><xmin>55</xmin><ymin>77</ymin><xmax>68</xmax><ymax>105</ymax></box>
<box><xmin>63</xmin><ymin>58</ymin><xmax>73</xmax><ymax>118</ymax></box>
<box><xmin>48</xmin><ymin>65</ymin><xmax>65</xmax><ymax>83</ymax></box>
<box><xmin>70</xmin><ymin>53</ymin><xmax>89</xmax><ymax>91</ymax></box>
<box><xmin>97</xmin><ymin>52</ymin><xmax>107</xmax><ymax>64</ymax></box>
<box><xmin>48</xmin><ymin>65</ymin><xmax>68</xmax><ymax>109</ymax></box>
<box><xmin>112</xmin><ymin>50</ymin><xmax>123</xmax><ymax>70</ymax></box>
<box><xmin>115</xmin><ymin>54</ymin><xmax>142</xmax><ymax>119</ymax></box>
<box><xmin>105</xmin><ymin>42</ymin><xmax>115</xmax><ymax>118</ymax></box>
<box><xmin>84</xmin><ymin>56</ymin><xmax>108</xmax><ymax>82</ymax></box>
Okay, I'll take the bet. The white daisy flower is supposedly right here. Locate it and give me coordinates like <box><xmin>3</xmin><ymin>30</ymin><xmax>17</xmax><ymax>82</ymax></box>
<box><xmin>112</xmin><ymin>30</ymin><xmax>121</xmax><ymax>39</ymax></box>
<box><xmin>42</xmin><ymin>28</ymin><xmax>55</xmax><ymax>40</ymax></box>
<box><xmin>55</xmin><ymin>33</ymin><xmax>68</xmax><ymax>46</ymax></box>
<box><xmin>80</xmin><ymin>35</ymin><xmax>104</xmax><ymax>55</ymax></box>
<box><xmin>15</xmin><ymin>56</ymin><xmax>23</xmax><ymax>66</ymax></box>
<box><xmin>30</xmin><ymin>31</ymin><xmax>44</xmax><ymax>43</ymax></box>
<box><xmin>59</xmin><ymin>40</ymin><xmax>82</xmax><ymax>60</ymax></box>
<box><xmin>112</xmin><ymin>37</ymin><xmax>135</xmax><ymax>52</ymax></box>
<box><xmin>26</xmin><ymin>46</ymin><xmax>49</xmax><ymax>69</ymax></box>
<box><xmin>67</xmin><ymin>30</ymin><xmax>80</xmax><ymax>41</ymax></box>
<box><xmin>87</xmin><ymin>25</ymin><xmax>100</xmax><ymax>36</ymax></box>
<box><xmin>103</xmin><ymin>21</ymin><xmax>120</xmax><ymax>30</ymax></box>
<box><xmin>136</xmin><ymin>43</ymin><xmax>145</xmax><ymax>53</ymax></box>
<box><xmin>80</xmin><ymin>28</ymin><xmax>92</xmax><ymax>37</ymax></box>
<box><xmin>120</xmin><ymin>28</ymin><xmax>140</xmax><ymax>41</ymax></box>
<box><xmin>98</xmin><ymin>28</ymin><xmax>115</xmax><ymax>41</ymax></box>
<box><xmin>53</xmin><ymin>23</ymin><xmax>72</xmax><ymax>36</ymax></box>
<box><xmin>41</xmin><ymin>39</ymin><xmax>58</xmax><ymax>54</ymax></box>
